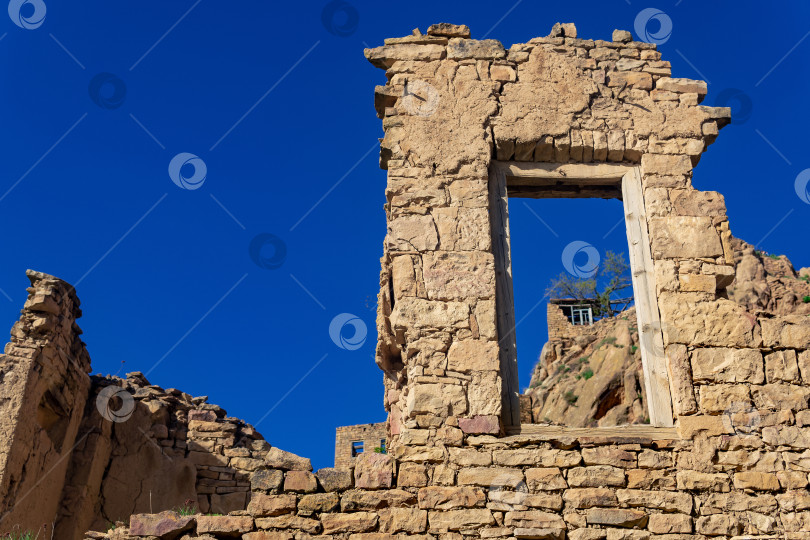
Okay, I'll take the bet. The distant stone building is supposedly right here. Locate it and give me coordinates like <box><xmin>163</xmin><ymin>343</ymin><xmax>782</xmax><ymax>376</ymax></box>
<box><xmin>333</xmin><ymin>422</ymin><xmax>387</xmax><ymax>470</ymax></box>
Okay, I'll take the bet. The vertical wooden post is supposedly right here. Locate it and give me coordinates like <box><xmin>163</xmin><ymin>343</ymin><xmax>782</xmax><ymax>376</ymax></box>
<box><xmin>489</xmin><ymin>165</ymin><xmax>521</xmax><ymax>428</ymax></box>
<box><xmin>622</xmin><ymin>168</ymin><xmax>674</xmax><ymax>427</ymax></box>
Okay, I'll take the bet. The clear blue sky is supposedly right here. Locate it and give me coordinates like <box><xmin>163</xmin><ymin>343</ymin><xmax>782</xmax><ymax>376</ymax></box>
<box><xmin>1</xmin><ymin>1</ymin><xmax>808</xmax><ymax>470</ymax></box>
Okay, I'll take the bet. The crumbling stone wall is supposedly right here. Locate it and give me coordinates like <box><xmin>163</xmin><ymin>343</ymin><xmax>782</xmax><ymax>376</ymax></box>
<box><xmin>0</xmin><ymin>270</ymin><xmax>91</xmax><ymax>534</ymax></box>
<box><xmin>2</xmin><ymin>21</ymin><xmax>809</xmax><ymax>540</ymax></box>
<box><xmin>335</xmin><ymin>422</ymin><xmax>387</xmax><ymax>470</ymax></box>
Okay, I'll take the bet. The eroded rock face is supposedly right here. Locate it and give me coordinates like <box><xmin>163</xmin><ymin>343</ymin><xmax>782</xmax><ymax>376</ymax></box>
<box><xmin>524</xmin><ymin>306</ymin><xmax>647</xmax><ymax>427</ymax></box>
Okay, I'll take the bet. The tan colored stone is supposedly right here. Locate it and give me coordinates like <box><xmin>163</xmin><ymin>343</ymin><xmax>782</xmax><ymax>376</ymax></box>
<box><xmin>418</xmin><ymin>486</ymin><xmax>486</xmax><ymax>510</ymax></box>
<box><xmin>676</xmin><ymin>470</ymin><xmax>730</xmax><ymax>492</ymax></box>
<box><xmin>562</xmin><ymin>488</ymin><xmax>617</xmax><ymax>509</ymax></box>
<box><xmin>695</xmin><ymin>515</ymin><xmax>742</xmax><ymax>536</ymax></box>
<box><xmin>585</xmin><ymin>508</ymin><xmax>647</xmax><ymax>527</ymax></box>
<box><xmin>690</xmin><ymin>348</ymin><xmax>764</xmax><ymax>383</ymax></box>
<box><xmin>647</xmin><ymin>513</ymin><xmax>691</xmax><ymax>534</ymax></box>
<box><xmin>247</xmin><ymin>494</ymin><xmax>297</xmax><ymax>517</ymax></box>
<box><xmin>457</xmin><ymin>467</ymin><xmax>524</xmax><ymax>488</ymax></box>
<box><xmin>265</xmin><ymin>447</ymin><xmax>312</xmax><ymax>471</ymax></box>
<box><xmin>649</xmin><ymin>216</ymin><xmax>723</xmax><ymax>259</ymax></box>
<box><xmin>284</xmin><ymin>470</ymin><xmax>317</xmax><ymax>493</ymax></box>
<box><xmin>397</xmin><ymin>463</ymin><xmax>428</xmax><ymax>487</ymax></box>
<box><xmin>765</xmin><ymin>349</ymin><xmax>800</xmax><ymax>383</ymax></box>
<box><xmin>379</xmin><ymin>507</ymin><xmax>427</xmax><ymax>533</ymax></box>
<box><xmin>626</xmin><ymin>469</ymin><xmax>675</xmax><ymax>490</ymax></box>
<box><xmin>427</xmin><ymin>508</ymin><xmax>495</xmax><ymax>531</ymax></box>
<box><xmin>616</xmin><ymin>489</ymin><xmax>692</xmax><ymax>513</ymax></box>
<box><xmin>321</xmin><ymin>512</ymin><xmax>379</xmax><ymax>534</ymax></box>
<box><xmin>446</xmin><ymin>340</ymin><xmax>499</xmax><ymax>372</ymax></box>
<box><xmin>525</xmin><ymin>468</ymin><xmax>567</xmax><ymax>491</ymax></box>
<box><xmin>298</xmin><ymin>492</ymin><xmax>340</xmax><ymax>515</ymax></box>
<box><xmin>567</xmin><ymin>466</ymin><xmax>625</xmax><ymax>488</ymax></box>
<box><xmin>354</xmin><ymin>452</ymin><xmax>393</xmax><ymax>490</ymax></box>
<box><xmin>733</xmin><ymin>471</ymin><xmax>780</xmax><ymax>491</ymax></box>
<box><xmin>197</xmin><ymin>515</ymin><xmax>254</xmax><ymax>535</ymax></box>
<box><xmin>581</xmin><ymin>447</ymin><xmax>635</xmax><ymax>468</ymax></box>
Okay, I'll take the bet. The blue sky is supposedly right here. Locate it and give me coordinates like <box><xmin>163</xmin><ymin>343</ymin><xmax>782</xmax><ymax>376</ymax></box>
<box><xmin>1</xmin><ymin>1</ymin><xmax>808</xmax><ymax>470</ymax></box>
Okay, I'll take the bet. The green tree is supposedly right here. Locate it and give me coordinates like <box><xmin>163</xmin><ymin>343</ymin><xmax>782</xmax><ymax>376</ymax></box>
<box><xmin>546</xmin><ymin>250</ymin><xmax>633</xmax><ymax>318</ymax></box>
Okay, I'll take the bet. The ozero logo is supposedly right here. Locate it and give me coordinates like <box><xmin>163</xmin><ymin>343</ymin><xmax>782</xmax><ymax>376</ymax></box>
<box><xmin>168</xmin><ymin>153</ymin><xmax>207</xmax><ymax>190</ymax></box>
<box><xmin>96</xmin><ymin>385</ymin><xmax>136</xmax><ymax>423</ymax></box>
<box><xmin>714</xmin><ymin>88</ymin><xmax>753</xmax><ymax>125</ymax></box>
<box><xmin>321</xmin><ymin>0</ymin><xmax>359</xmax><ymax>37</ymax></box>
<box><xmin>796</xmin><ymin>169</ymin><xmax>810</xmax><ymax>205</ymax></box>
<box><xmin>562</xmin><ymin>241</ymin><xmax>600</xmax><ymax>279</ymax></box>
<box><xmin>8</xmin><ymin>0</ymin><xmax>46</xmax><ymax>29</ymax></box>
<box><xmin>88</xmin><ymin>73</ymin><xmax>127</xmax><ymax>110</ymax></box>
<box><xmin>249</xmin><ymin>233</ymin><xmax>287</xmax><ymax>270</ymax></box>
<box><xmin>329</xmin><ymin>313</ymin><xmax>367</xmax><ymax>350</ymax></box>
<box><xmin>634</xmin><ymin>8</ymin><xmax>672</xmax><ymax>45</ymax></box>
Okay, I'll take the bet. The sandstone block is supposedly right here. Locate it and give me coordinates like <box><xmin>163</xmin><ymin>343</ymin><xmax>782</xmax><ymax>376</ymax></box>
<box><xmin>247</xmin><ymin>494</ymin><xmax>297</xmax><ymax>517</ymax></box>
<box><xmin>427</xmin><ymin>23</ymin><xmax>471</xmax><ymax>38</ymax></box>
<box><xmin>340</xmin><ymin>488</ymin><xmax>416</xmax><ymax>511</ymax></box>
<box><xmin>752</xmin><ymin>384</ymin><xmax>810</xmax><ymax>411</ymax></box>
<box><xmin>567</xmin><ymin>466</ymin><xmax>625</xmax><ymax>487</ymax></box>
<box><xmin>648</xmin><ymin>216</ymin><xmax>723</xmax><ymax>259</ymax></box>
<box><xmin>695</xmin><ymin>515</ymin><xmax>742</xmax><ymax>536</ymax></box>
<box><xmin>407</xmin><ymin>383</ymin><xmax>467</xmax><ymax>417</ymax></box>
<box><xmin>389</xmin><ymin>297</ymin><xmax>469</xmax><ymax>330</ymax></box>
<box><xmin>626</xmin><ymin>469</ymin><xmax>675</xmax><ymax>490</ymax></box>
<box><xmin>128</xmin><ymin>511</ymin><xmax>195</xmax><ymax>539</ymax></box>
<box><xmin>656</xmin><ymin>77</ymin><xmax>708</xmax><ymax>96</ymax></box>
<box><xmin>676</xmin><ymin>470</ymin><xmax>730</xmax><ymax>492</ymax></box>
<box><xmin>458</xmin><ymin>415</ymin><xmax>499</xmax><ymax>434</ymax></box>
<box><xmin>698</xmin><ymin>383</ymin><xmax>751</xmax><ymax>413</ymax></box>
<box><xmin>254</xmin><ymin>515</ymin><xmax>321</xmax><ymax>533</ymax></box>
<box><xmin>316</xmin><ymin>467</ymin><xmax>353</xmax><ymax>492</ymax></box>
<box><xmin>616</xmin><ymin>489</ymin><xmax>692</xmax><ymax>513</ymax></box>
<box><xmin>450</xmin><ymin>447</ymin><xmax>492</xmax><ymax>466</ymax></box>
<box><xmin>585</xmin><ymin>508</ymin><xmax>647</xmax><ymax>528</ymax></box>
<box><xmin>265</xmin><ymin>447</ymin><xmax>312</xmax><ymax>471</ymax></box>
<box><xmin>398</xmin><ymin>462</ymin><xmax>428</xmax><ymax>487</ymax></box>
<box><xmin>504</xmin><ymin>510</ymin><xmax>566</xmax><ymax>530</ymax></box>
<box><xmin>640</xmin><ymin>154</ymin><xmax>692</xmax><ymax>176</ymax></box>
<box><xmin>284</xmin><ymin>470</ymin><xmax>318</xmax><ymax>493</ymax></box>
<box><xmin>525</xmin><ymin>468</ymin><xmax>567</xmax><ymax>491</ymax></box>
<box><xmin>647</xmin><ymin>513</ymin><xmax>691</xmax><ymax>534</ymax></box>
<box><xmin>354</xmin><ymin>452</ymin><xmax>394</xmax><ymax>489</ymax></box>
<box><xmin>447</xmin><ymin>38</ymin><xmax>506</xmax><ymax>60</ymax></box>
<box><xmin>690</xmin><ymin>348</ymin><xmax>764</xmax><ymax>384</ymax></box>
<box><xmin>562</xmin><ymin>488</ymin><xmax>617</xmax><ymax>509</ymax></box>
<box><xmin>765</xmin><ymin>350</ymin><xmax>800</xmax><ymax>383</ymax></box>
<box><xmin>196</xmin><ymin>516</ymin><xmax>253</xmax><ymax>535</ymax></box>
<box><xmin>422</xmin><ymin>250</ymin><xmax>494</xmax><ymax>300</ymax></box>
<box><xmin>379</xmin><ymin>507</ymin><xmax>428</xmax><ymax>533</ymax></box>
<box><xmin>427</xmin><ymin>508</ymin><xmax>495</xmax><ymax>531</ymax></box>
<box><xmin>457</xmin><ymin>467</ymin><xmax>524</xmax><ymax>488</ymax></box>
<box><xmin>322</xmin><ymin>512</ymin><xmax>379</xmax><ymax>534</ymax></box>
<box><xmin>251</xmin><ymin>469</ymin><xmax>284</xmax><ymax>491</ymax></box>
<box><xmin>733</xmin><ymin>471</ymin><xmax>780</xmax><ymax>491</ymax></box>
<box><xmin>581</xmin><ymin>447</ymin><xmax>636</xmax><ymax>468</ymax></box>
<box><xmin>761</xmin><ymin>317</ymin><xmax>810</xmax><ymax>348</ymax></box>
<box><xmin>299</xmin><ymin>492</ymin><xmax>340</xmax><ymax>515</ymax></box>
<box><xmin>418</xmin><ymin>486</ymin><xmax>486</xmax><ymax>510</ymax></box>
<box><xmin>447</xmin><ymin>340</ymin><xmax>499</xmax><ymax>372</ymax></box>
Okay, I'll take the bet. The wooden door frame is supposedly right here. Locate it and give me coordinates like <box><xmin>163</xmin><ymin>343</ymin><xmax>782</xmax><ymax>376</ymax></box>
<box><xmin>489</xmin><ymin>161</ymin><xmax>675</xmax><ymax>431</ymax></box>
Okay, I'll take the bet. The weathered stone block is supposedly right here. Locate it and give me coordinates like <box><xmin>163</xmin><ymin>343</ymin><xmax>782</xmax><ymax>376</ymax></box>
<box><xmin>690</xmin><ymin>348</ymin><xmax>764</xmax><ymax>383</ymax></box>
<box><xmin>648</xmin><ymin>216</ymin><xmax>723</xmax><ymax>259</ymax></box>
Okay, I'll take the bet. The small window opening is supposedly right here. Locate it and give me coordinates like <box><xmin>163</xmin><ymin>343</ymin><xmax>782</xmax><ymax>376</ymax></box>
<box><xmin>350</xmin><ymin>441</ymin><xmax>364</xmax><ymax>457</ymax></box>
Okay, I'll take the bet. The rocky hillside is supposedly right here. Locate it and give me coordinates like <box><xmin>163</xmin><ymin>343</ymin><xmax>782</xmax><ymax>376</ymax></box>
<box><xmin>523</xmin><ymin>237</ymin><xmax>810</xmax><ymax>427</ymax></box>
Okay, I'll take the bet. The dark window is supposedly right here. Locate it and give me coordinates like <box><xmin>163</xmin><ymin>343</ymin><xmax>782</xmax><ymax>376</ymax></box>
<box><xmin>351</xmin><ymin>441</ymin><xmax>364</xmax><ymax>457</ymax></box>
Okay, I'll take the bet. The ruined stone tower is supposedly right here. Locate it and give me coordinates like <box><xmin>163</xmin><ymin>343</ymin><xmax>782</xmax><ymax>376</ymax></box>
<box><xmin>0</xmin><ymin>22</ymin><xmax>808</xmax><ymax>540</ymax></box>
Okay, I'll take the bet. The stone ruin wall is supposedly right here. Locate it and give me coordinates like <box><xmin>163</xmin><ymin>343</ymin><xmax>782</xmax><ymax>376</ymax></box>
<box><xmin>0</xmin><ymin>20</ymin><xmax>807</xmax><ymax>540</ymax></box>
<box><xmin>335</xmin><ymin>423</ymin><xmax>388</xmax><ymax>471</ymax></box>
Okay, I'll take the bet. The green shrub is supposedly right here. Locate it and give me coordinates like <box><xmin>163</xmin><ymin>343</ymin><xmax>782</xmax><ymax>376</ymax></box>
<box><xmin>582</xmin><ymin>369</ymin><xmax>594</xmax><ymax>380</ymax></box>
<box><xmin>175</xmin><ymin>499</ymin><xmax>198</xmax><ymax>516</ymax></box>
<box><xmin>803</xmin><ymin>296</ymin><xmax>810</xmax><ymax>303</ymax></box>
<box><xmin>578</xmin><ymin>356</ymin><xmax>590</xmax><ymax>364</ymax></box>
<box><xmin>630</xmin><ymin>345</ymin><xmax>638</xmax><ymax>354</ymax></box>
<box><xmin>564</xmin><ymin>390</ymin><xmax>579</xmax><ymax>405</ymax></box>
<box><xmin>768</xmin><ymin>253</ymin><xmax>781</xmax><ymax>260</ymax></box>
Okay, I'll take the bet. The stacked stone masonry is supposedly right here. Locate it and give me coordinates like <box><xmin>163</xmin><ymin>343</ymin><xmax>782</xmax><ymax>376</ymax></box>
<box><xmin>335</xmin><ymin>423</ymin><xmax>388</xmax><ymax>470</ymax></box>
<box><xmin>0</xmin><ymin>20</ymin><xmax>806</xmax><ymax>540</ymax></box>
